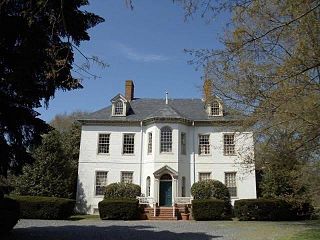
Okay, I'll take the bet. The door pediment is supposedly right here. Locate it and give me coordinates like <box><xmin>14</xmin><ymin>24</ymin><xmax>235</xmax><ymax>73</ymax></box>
<box><xmin>153</xmin><ymin>165</ymin><xmax>178</xmax><ymax>179</ymax></box>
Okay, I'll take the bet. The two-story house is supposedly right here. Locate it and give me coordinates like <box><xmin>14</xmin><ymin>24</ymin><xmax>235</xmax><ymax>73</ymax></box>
<box><xmin>76</xmin><ymin>80</ymin><xmax>256</xmax><ymax>214</ymax></box>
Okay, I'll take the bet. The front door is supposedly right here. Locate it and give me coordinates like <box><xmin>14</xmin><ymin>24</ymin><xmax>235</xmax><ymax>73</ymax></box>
<box><xmin>159</xmin><ymin>181</ymin><xmax>172</xmax><ymax>206</ymax></box>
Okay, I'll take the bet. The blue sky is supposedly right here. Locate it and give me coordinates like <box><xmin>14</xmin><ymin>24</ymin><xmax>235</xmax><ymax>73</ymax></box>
<box><xmin>38</xmin><ymin>0</ymin><xmax>228</xmax><ymax>122</ymax></box>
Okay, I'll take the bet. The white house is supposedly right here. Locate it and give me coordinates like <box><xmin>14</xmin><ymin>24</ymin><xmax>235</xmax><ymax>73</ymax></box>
<box><xmin>76</xmin><ymin>80</ymin><xmax>256</xmax><ymax>214</ymax></box>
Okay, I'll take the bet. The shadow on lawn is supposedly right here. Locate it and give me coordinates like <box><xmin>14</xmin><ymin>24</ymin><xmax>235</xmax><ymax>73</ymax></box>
<box><xmin>4</xmin><ymin>225</ymin><xmax>222</xmax><ymax>240</ymax></box>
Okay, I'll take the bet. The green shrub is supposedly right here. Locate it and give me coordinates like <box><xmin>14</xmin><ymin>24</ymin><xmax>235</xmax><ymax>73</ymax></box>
<box><xmin>0</xmin><ymin>197</ymin><xmax>20</xmax><ymax>233</ymax></box>
<box><xmin>98</xmin><ymin>199</ymin><xmax>139</xmax><ymax>220</ymax></box>
<box><xmin>10</xmin><ymin>195</ymin><xmax>75</xmax><ymax>219</ymax></box>
<box><xmin>191</xmin><ymin>179</ymin><xmax>230</xmax><ymax>202</ymax></box>
<box><xmin>104</xmin><ymin>182</ymin><xmax>141</xmax><ymax>200</ymax></box>
<box><xmin>191</xmin><ymin>179</ymin><xmax>232</xmax><ymax>215</ymax></box>
<box><xmin>234</xmin><ymin>199</ymin><xmax>313</xmax><ymax>221</ymax></box>
<box><xmin>192</xmin><ymin>199</ymin><xmax>231</xmax><ymax>220</ymax></box>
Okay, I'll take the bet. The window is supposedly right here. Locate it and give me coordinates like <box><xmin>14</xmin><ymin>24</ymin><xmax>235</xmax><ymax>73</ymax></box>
<box><xmin>181</xmin><ymin>132</ymin><xmax>186</xmax><ymax>155</ymax></box>
<box><xmin>114</xmin><ymin>101</ymin><xmax>124</xmax><ymax>115</ymax></box>
<box><xmin>95</xmin><ymin>171</ymin><xmax>108</xmax><ymax>196</ymax></box>
<box><xmin>181</xmin><ymin>176</ymin><xmax>186</xmax><ymax>197</ymax></box>
<box><xmin>199</xmin><ymin>134</ymin><xmax>210</xmax><ymax>155</ymax></box>
<box><xmin>98</xmin><ymin>134</ymin><xmax>110</xmax><ymax>154</ymax></box>
<box><xmin>146</xmin><ymin>176</ymin><xmax>151</xmax><ymax>197</ymax></box>
<box><xmin>224</xmin><ymin>134</ymin><xmax>235</xmax><ymax>155</ymax></box>
<box><xmin>210</xmin><ymin>101</ymin><xmax>220</xmax><ymax>116</ymax></box>
<box><xmin>147</xmin><ymin>132</ymin><xmax>152</xmax><ymax>154</ymax></box>
<box><xmin>123</xmin><ymin>134</ymin><xmax>134</xmax><ymax>154</ymax></box>
<box><xmin>225</xmin><ymin>172</ymin><xmax>237</xmax><ymax>197</ymax></box>
<box><xmin>199</xmin><ymin>172</ymin><xmax>211</xmax><ymax>181</ymax></box>
<box><xmin>160</xmin><ymin>126</ymin><xmax>172</xmax><ymax>153</ymax></box>
<box><xmin>121</xmin><ymin>171</ymin><xmax>133</xmax><ymax>183</ymax></box>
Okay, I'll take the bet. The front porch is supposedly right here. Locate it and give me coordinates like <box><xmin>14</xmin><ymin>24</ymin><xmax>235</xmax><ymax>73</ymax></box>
<box><xmin>137</xmin><ymin>196</ymin><xmax>193</xmax><ymax>220</ymax></box>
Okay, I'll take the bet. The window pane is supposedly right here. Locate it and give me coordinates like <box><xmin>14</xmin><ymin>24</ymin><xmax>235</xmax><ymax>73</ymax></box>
<box><xmin>95</xmin><ymin>171</ymin><xmax>108</xmax><ymax>196</ymax></box>
<box><xmin>160</xmin><ymin>127</ymin><xmax>172</xmax><ymax>153</ymax></box>
<box><xmin>210</xmin><ymin>101</ymin><xmax>220</xmax><ymax>115</ymax></box>
<box><xmin>199</xmin><ymin>172</ymin><xmax>211</xmax><ymax>181</ymax></box>
<box><xmin>225</xmin><ymin>172</ymin><xmax>237</xmax><ymax>197</ymax></box>
<box><xmin>181</xmin><ymin>133</ymin><xmax>186</xmax><ymax>155</ymax></box>
<box><xmin>147</xmin><ymin>132</ymin><xmax>152</xmax><ymax>154</ymax></box>
<box><xmin>182</xmin><ymin>176</ymin><xmax>186</xmax><ymax>197</ymax></box>
<box><xmin>224</xmin><ymin>134</ymin><xmax>235</xmax><ymax>155</ymax></box>
<box><xmin>146</xmin><ymin>176</ymin><xmax>151</xmax><ymax>197</ymax></box>
<box><xmin>199</xmin><ymin>135</ymin><xmax>210</xmax><ymax>155</ymax></box>
<box><xmin>114</xmin><ymin>101</ymin><xmax>123</xmax><ymax>115</ymax></box>
<box><xmin>98</xmin><ymin>134</ymin><xmax>110</xmax><ymax>154</ymax></box>
<box><xmin>121</xmin><ymin>172</ymin><xmax>133</xmax><ymax>184</ymax></box>
<box><xmin>123</xmin><ymin>134</ymin><xmax>134</xmax><ymax>154</ymax></box>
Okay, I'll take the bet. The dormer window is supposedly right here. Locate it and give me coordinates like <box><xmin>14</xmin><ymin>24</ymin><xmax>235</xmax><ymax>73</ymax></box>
<box><xmin>114</xmin><ymin>101</ymin><xmax>124</xmax><ymax>115</ymax></box>
<box><xmin>210</xmin><ymin>101</ymin><xmax>220</xmax><ymax>116</ymax></box>
<box><xmin>207</xmin><ymin>99</ymin><xmax>223</xmax><ymax>116</ymax></box>
<box><xmin>111</xmin><ymin>94</ymin><xmax>129</xmax><ymax>117</ymax></box>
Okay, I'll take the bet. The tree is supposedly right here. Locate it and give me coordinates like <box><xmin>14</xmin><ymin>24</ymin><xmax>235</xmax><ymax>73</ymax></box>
<box><xmin>14</xmin><ymin>111</ymin><xmax>84</xmax><ymax>198</ymax></box>
<box><xmin>176</xmin><ymin>0</ymin><xmax>320</xmax><ymax>205</ymax></box>
<box><xmin>0</xmin><ymin>0</ymin><xmax>104</xmax><ymax>177</ymax></box>
<box><xmin>14</xmin><ymin>130</ymin><xmax>75</xmax><ymax>198</ymax></box>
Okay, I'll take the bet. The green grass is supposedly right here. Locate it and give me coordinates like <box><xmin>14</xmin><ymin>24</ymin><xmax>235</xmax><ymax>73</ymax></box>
<box><xmin>278</xmin><ymin>220</ymin><xmax>320</xmax><ymax>240</ymax></box>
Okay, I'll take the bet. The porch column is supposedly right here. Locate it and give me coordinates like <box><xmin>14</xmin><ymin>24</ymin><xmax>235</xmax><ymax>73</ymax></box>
<box><xmin>154</xmin><ymin>178</ymin><xmax>159</xmax><ymax>204</ymax></box>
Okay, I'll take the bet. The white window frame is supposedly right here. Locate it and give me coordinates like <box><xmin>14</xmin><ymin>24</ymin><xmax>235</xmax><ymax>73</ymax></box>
<box><xmin>114</xmin><ymin>101</ymin><xmax>124</xmax><ymax>115</ymax></box>
<box><xmin>199</xmin><ymin>172</ymin><xmax>211</xmax><ymax>181</ymax></box>
<box><xmin>122</xmin><ymin>133</ymin><xmax>135</xmax><ymax>155</ymax></box>
<box><xmin>97</xmin><ymin>133</ymin><xmax>110</xmax><ymax>154</ymax></box>
<box><xmin>121</xmin><ymin>171</ymin><xmax>134</xmax><ymax>184</ymax></box>
<box><xmin>95</xmin><ymin>171</ymin><xmax>108</xmax><ymax>196</ymax></box>
<box><xmin>225</xmin><ymin>172</ymin><xmax>237</xmax><ymax>198</ymax></box>
<box><xmin>224</xmin><ymin>133</ymin><xmax>236</xmax><ymax>156</ymax></box>
<box><xmin>199</xmin><ymin>134</ymin><xmax>210</xmax><ymax>155</ymax></box>
<box><xmin>160</xmin><ymin>126</ymin><xmax>172</xmax><ymax>153</ymax></box>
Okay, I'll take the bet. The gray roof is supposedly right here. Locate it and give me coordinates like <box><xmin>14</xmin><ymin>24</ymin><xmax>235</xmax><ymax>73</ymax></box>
<box><xmin>80</xmin><ymin>98</ymin><xmax>244</xmax><ymax>124</ymax></box>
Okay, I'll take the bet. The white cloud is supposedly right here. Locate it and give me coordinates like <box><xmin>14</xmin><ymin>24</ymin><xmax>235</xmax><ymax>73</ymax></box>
<box><xmin>116</xmin><ymin>43</ymin><xmax>169</xmax><ymax>62</ymax></box>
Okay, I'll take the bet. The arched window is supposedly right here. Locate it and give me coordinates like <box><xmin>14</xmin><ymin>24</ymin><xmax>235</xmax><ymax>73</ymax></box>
<box><xmin>146</xmin><ymin>176</ymin><xmax>151</xmax><ymax>197</ymax></box>
<box><xmin>210</xmin><ymin>101</ymin><xmax>220</xmax><ymax>116</ymax></box>
<box><xmin>160</xmin><ymin>126</ymin><xmax>172</xmax><ymax>152</ymax></box>
<box><xmin>114</xmin><ymin>101</ymin><xmax>124</xmax><ymax>115</ymax></box>
<box><xmin>181</xmin><ymin>176</ymin><xmax>186</xmax><ymax>197</ymax></box>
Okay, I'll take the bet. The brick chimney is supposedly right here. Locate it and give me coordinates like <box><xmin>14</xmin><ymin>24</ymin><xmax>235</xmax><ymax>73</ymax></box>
<box><xmin>125</xmin><ymin>80</ymin><xmax>134</xmax><ymax>101</ymax></box>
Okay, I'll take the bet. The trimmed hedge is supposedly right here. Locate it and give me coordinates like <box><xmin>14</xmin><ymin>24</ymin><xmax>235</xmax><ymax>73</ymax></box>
<box><xmin>0</xmin><ymin>197</ymin><xmax>20</xmax><ymax>233</ymax></box>
<box><xmin>192</xmin><ymin>199</ymin><xmax>231</xmax><ymax>220</ymax></box>
<box><xmin>10</xmin><ymin>195</ymin><xmax>75</xmax><ymax>220</ymax></box>
<box><xmin>191</xmin><ymin>179</ymin><xmax>231</xmax><ymax>203</ymax></box>
<box><xmin>98</xmin><ymin>199</ymin><xmax>139</xmax><ymax>220</ymax></box>
<box><xmin>104</xmin><ymin>182</ymin><xmax>141</xmax><ymax>200</ymax></box>
<box><xmin>234</xmin><ymin>199</ymin><xmax>313</xmax><ymax>221</ymax></box>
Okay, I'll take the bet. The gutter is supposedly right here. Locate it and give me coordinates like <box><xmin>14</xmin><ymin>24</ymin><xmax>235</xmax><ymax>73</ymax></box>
<box><xmin>139</xmin><ymin>121</ymin><xmax>143</xmax><ymax>187</ymax></box>
<box><xmin>192</xmin><ymin>121</ymin><xmax>196</xmax><ymax>184</ymax></box>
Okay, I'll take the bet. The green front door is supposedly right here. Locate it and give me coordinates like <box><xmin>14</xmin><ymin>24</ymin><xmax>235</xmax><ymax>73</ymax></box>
<box><xmin>159</xmin><ymin>181</ymin><xmax>172</xmax><ymax>206</ymax></box>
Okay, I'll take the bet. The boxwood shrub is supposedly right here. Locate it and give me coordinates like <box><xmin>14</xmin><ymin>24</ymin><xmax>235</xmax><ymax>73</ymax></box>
<box><xmin>98</xmin><ymin>199</ymin><xmax>139</xmax><ymax>220</ymax></box>
<box><xmin>104</xmin><ymin>182</ymin><xmax>141</xmax><ymax>200</ymax></box>
<box><xmin>10</xmin><ymin>195</ymin><xmax>75</xmax><ymax>220</ymax></box>
<box><xmin>0</xmin><ymin>197</ymin><xmax>20</xmax><ymax>233</ymax></box>
<box><xmin>234</xmin><ymin>199</ymin><xmax>313</xmax><ymax>221</ymax></box>
<box><xmin>191</xmin><ymin>179</ymin><xmax>232</xmax><ymax>217</ymax></box>
<box><xmin>192</xmin><ymin>199</ymin><xmax>231</xmax><ymax>220</ymax></box>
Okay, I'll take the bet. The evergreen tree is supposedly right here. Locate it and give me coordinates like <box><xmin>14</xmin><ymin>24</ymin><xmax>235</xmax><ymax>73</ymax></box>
<box><xmin>0</xmin><ymin>0</ymin><xmax>104</xmax><ymax>177</ymax></box>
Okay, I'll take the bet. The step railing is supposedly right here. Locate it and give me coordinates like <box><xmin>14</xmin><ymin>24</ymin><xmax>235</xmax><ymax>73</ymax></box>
<box><xmin>136</xmin><ymin>196</ymin><xmax>157</xmax><ymax>217</ymax></box>
<box><xmin>174</xmin><ymin>197</ymin><xmax>194</xmax><ymax>205</ymax></box>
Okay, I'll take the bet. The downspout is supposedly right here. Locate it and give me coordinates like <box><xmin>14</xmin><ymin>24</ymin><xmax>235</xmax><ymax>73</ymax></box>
<box><xmin>192</xmin><ymin>121</ymin><xmax>196</xmax><ymax>184</ymax></box>
<box><xmin>139</xmin><ymin>121</ymin><xmax>143</xmax><ymax>187</ymax></box>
